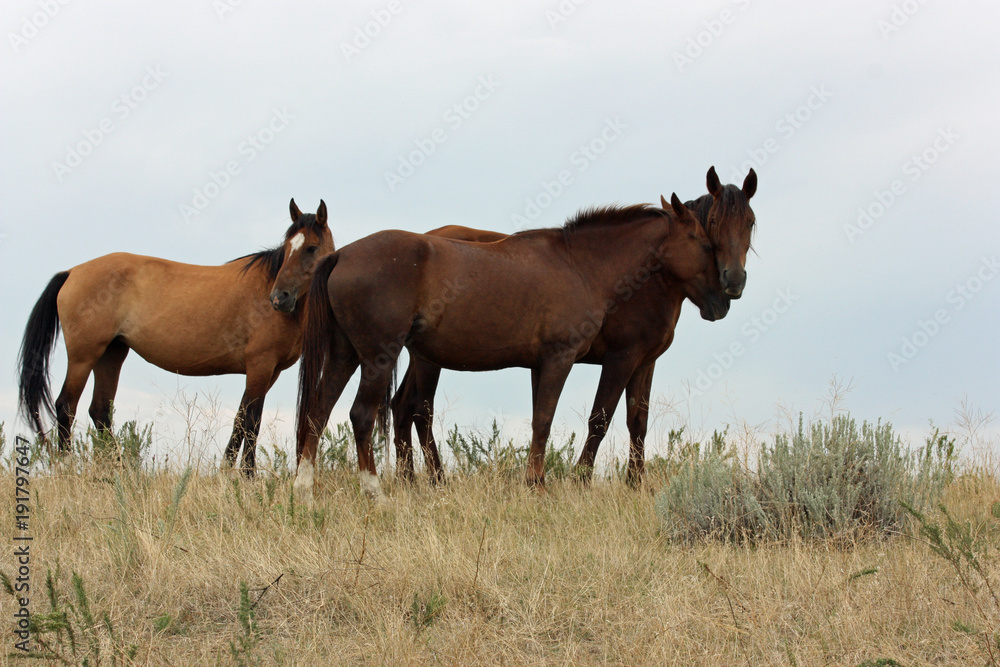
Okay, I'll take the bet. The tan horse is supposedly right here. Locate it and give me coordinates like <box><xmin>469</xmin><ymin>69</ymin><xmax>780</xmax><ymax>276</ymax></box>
<box><xmin>17</xmin><ymin>200</ymin><xmax>333</xmax><ymax>473</ymax></box>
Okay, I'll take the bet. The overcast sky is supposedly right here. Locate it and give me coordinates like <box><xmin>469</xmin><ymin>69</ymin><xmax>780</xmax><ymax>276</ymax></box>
<box><xmin>2</xmin><ymin>1</ymin><xmax>997</xmax><ymax>468</ymax></box>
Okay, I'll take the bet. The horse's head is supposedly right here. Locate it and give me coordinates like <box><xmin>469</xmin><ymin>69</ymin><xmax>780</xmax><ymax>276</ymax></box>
<box><xmin>689</xmin><ymin>166</ymin><xmax>757</xmax><ymax>299</ymax></box>
<box><xmin>659</xmin><ymin>193</ymin><xmax>730</xmax><ymax>322</ymax></box>
<box><xmin>270</xmin><ymin>199</ymin><xmax>335</xmax><ymax>313</ymax></box>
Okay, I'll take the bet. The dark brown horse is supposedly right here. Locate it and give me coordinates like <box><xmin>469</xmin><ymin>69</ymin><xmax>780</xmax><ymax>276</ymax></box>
<box><xmin>17</xmin><ymin>200</ymin><xmax>334</xmax><ymax>473</ymax></box>
<box><xmin>294</xmin><ymin>194</ymin><xmax>729</xmax><ymax>501</ymax></box>
<box><xmin>392</xmin><ymin>168</ymin><xmax>758</xmax><ymax>485</ymax></box>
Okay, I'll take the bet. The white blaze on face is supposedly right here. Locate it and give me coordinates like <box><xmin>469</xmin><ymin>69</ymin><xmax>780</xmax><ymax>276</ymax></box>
<box><xmin>293</xmin><ymin>457</ymin><xmax>315</xmax><ymax>503</ymax></box>
<box><xmin>359</xmin><ymin>471</ymin><xmax>384</xmax><ymax>502</ymax></box>
<box><xmin>289</xmin><ymin>232</ymin><xmax>305</xmax><ymax>254</ymax></box>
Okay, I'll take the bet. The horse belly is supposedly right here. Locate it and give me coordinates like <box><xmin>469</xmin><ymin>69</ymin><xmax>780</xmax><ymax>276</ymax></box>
<box><xmin>409</xmin><ymin>308</ymin><xmax>545</xmax><ymax>371</ymax></box>
<box><xmin>119</xmin><ymin>297</ymin><xmax>252</xmax><ymax>376</ymax></box>
<box><xmin>126</xmin><ymin>333</ymin><xmax>246</xmax><ymax>376</ymax></box>
<box><xmin>410</xmin><ymin>337</ymin><xmax>535</xmax><ymax>372</ymax></box>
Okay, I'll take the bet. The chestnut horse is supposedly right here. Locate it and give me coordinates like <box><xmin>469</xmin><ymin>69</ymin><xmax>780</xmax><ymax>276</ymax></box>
<box><xmin>17</xmin><ymin>200</ymin><xmax>333</xmax><ymax>473</ymax></box>
<box><xmin>392</xmin><ymin>168</ymin><xmax>758</xmax><ymax>485</ymax></box>
<box><xmin>294</xmin><ymin>194</ymin><xmax>729</xmax><ymax>501</ymax></box>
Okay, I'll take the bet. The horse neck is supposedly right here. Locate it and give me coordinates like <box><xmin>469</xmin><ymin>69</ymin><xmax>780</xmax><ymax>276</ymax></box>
<box><xmin>564</xmin><ymin>215</ymin><xmax>669</xmax><ymax>288</ymax></box>
<box><xmin>242</xmin><ymin>258</ymin><xmax>277</xmax><ymax>295</ymax></box>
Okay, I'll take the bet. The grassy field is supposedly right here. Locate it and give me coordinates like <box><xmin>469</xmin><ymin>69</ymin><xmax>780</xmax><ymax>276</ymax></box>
<box><xmin>2</xmin><ymin>415</ymin><xmax>1000</xmax><ymax>666</ymax></box>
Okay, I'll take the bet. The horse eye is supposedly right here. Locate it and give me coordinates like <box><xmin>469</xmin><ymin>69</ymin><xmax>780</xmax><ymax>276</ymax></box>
<box><xmin>306</xmin><ymin>246</ymin><xmax>318</xmax><ymax>255</ymax></box>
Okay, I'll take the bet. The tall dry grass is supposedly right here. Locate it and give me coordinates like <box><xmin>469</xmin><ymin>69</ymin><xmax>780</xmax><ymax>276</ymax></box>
<box><xmin>1</xmin><ymin>414</ymin><xmax>999</xmax><ymax>666</ymax></box>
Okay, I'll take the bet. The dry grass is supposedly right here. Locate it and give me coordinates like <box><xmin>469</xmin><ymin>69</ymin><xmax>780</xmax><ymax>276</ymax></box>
<box><xmin>3</xmin><ymin>454</ymin><xmax>1000</xmax><ymax>666</ymax></box>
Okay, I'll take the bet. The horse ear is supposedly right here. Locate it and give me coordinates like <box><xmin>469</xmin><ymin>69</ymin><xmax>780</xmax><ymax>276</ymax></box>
<box><xmin>742</xmin><ymin>168</ymin><xmax>757</xmax><ymax>199</ymax></box>
<box><xmin>660</xmin><ymin>194</ymin><xmax>669</xmax><ymax>209</ymax></box>
<box><xmin>669</xmin><ymin>193</ymin><xmax>688</xmax><ymax>219</ymax></box>
<box><xmin>316</xmin><ymin>200</ymin><xmax>328</xmax><ymax>227</ymax></box>
<box><xmin>706</xmin><ymin>166</ymin><xmax>722</xmax><ymax>198</ymax></box>
<box><xmin>289</xmin><ymin>198</ymin><xmax>302</xmax><ymax>222</ymax></box>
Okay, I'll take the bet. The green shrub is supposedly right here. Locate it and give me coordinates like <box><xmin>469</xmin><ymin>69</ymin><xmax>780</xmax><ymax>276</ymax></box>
<box><xmin>656</xmin><ymin>414</ymin><xmax>956</xmax><ymax>544</ymax></box>
<box><xmin>444</xmin><ymin>418</ymin><xmax>577</xmax><ymax>479</ymax></box>
<box><xmin>0</xmin><ymin>565</ymin><xmax>138</xmax><ymax>664</ymax></box>
<box><xmin>316</xmin><ymin>421</ymin><xmax>388</xmax><ymax>473</ymax></box>
<box><xmin>903</xmin><ymin>500</ymin><xmax>1000</xmax><ymax>664</ymax></box>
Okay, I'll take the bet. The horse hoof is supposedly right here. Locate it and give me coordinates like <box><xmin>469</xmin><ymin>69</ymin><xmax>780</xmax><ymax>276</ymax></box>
<box><xmin>359</xmin><ymin>471</ymin><xmax>384</xmax><ymax>503</ymax></box>
<box><xmin>292</xmin><ymin>459</ymin><xmax>316</xmax><ymax>505</ymax></box>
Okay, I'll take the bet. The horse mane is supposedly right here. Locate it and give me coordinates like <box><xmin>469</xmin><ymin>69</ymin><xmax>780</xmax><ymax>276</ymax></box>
<box><xmin>230</xmin><ymin>213</ymin><xmax>321</xmax><ymax>281</ymax></box>
<box><xmin>683</xmin><ymin>193</ymin><xmax>714</xmax><ymax>224</ymax></box>
<box><xmin>562</xmin><ymin>203</ymin><xmax>669</xmax><ymax>232</ymax></box>
<box><xmin>685</xmin><ymin>185</ymin><xmax>755</xmax><ymax>245</ymax></box>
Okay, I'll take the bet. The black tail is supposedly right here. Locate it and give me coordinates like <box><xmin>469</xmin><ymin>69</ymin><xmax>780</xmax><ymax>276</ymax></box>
<box><xmin>17</xmin><ymin>272</ymin><xmax>70</xmax><ymax>436</ymax></box>
<box><xmin>376</xmin><ymin>361</ymin><xmax>397</xmax><ymax>448</ymax></box>
<box><xmin>296</xmin><ymin>253</ymin><xmax>340</xmax><ymax>447</ymax></box>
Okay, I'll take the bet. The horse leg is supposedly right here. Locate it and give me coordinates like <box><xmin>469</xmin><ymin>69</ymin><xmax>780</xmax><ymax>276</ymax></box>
<box><xmin>623</xmin><ymin>362</ymin><xmax>655</xmax><ymax>487</ymax></box>
<box><xmin>54</xmin><ymin>348</ymin><xmax>106</xmax><ymax>452</ymax></box>
<box><xmin>525</xmin><ymin>361</ymin><xmax>574</xmax><ymax>488</ymax></box>
<box><xmin>88</xmin><ymin>338</ymin><xmax>129</xmax><ymax>435</ymax></box>
<box><xmin>227</xmin><ymin>362</ymin><xmax>277</xmax><ymax>476</ymax></box>
<box><xmin>391</xmin><ymin>358</ymin><xmax>444</xmax><ymax>484</ymax></box>
<box><xmin>574</xmin><ymin>358</ymin><xmax>636</xmax><ymax>482</ymax></box>
<box><xmin>237</xmin><ymin>396</ymin><xmax>264</xmax><ymax>476</ymax></box>
<box><xmin>412</xmin><ymin>362</ymin><xmax>443</xmax><ymax>484</ymax></box>
<box><xmin>222</xmin><ymin>401</ymin><xmax>247</xmax><ymax>470</ymax></box>
<box><xmin>236</xmin><ymin>368</ymin><xmax>277</xmax><ymax>476</ymax></box>
<box><xmin>294</xmin><ymin>333</ymin><xmax>359</xmax><ymax>503</ymax></box>
<box><xmin>389</xmin><ymin>364</ymin><xmax>418</xmax><ymax>483</ymax></box>
<box><xmin>350</xmin><ymin>361</ymin><xmax>399</xmax><ymax>502</ymax></box>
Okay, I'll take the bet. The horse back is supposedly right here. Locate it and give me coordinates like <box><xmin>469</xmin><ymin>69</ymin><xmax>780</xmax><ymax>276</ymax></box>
<box><xmin>426</xmin><ymin>225</ymin><xmax>508</xmax><ymax>244</ymax></box>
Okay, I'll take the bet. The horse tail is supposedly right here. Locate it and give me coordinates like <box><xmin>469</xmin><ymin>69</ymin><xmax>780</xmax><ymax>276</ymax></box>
<box><xmin>17</xmin><ymin>271</ymin><xmax>70</xmax><ymax>437</ymax></box>
<box><xmin>376</xmin><ymin>360</ymin><xmax>397</xmax><ymax>450</ymax></box>
<box><xmin>296</xmin><ymin>253</ymin><xmax>339</xmax><ymax>447</ymax></box>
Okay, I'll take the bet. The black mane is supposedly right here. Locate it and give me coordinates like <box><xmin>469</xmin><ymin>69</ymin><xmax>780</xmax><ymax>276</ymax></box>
<box><xmin>685</xmin><ymin>185</ymin><xmax>755</xmax><ymax>239</ymax></box>
<box><xmin>231</xmin><ymin>213</ymin><xmax>320</xmax><ymax>281</ymax></box>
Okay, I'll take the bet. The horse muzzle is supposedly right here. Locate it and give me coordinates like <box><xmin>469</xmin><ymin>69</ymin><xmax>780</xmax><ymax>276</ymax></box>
<box><xmin>700</xmin><ymin>298</ymin><xmax>731</xmax><ymax>322</ymax></box>
<box><xmin>270</xmin><ymin>289</ymin><xmax>297</xmax><ymax>313</ymax></box>
<box><xmin>721</xmin><ymin>269</ymin><xmax>746</xmax><ymax>299</ymax></box>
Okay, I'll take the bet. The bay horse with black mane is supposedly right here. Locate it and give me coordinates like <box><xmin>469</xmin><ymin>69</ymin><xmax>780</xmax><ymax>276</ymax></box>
<box><xmin>295</xmin><ymin>193</ymin><xmax>730</xmax><ymax>502</ymax></box>
<box><xmin>17</xmin><ymin>199</ymin><xmax>334</xmax><ymax>473</ymax></box>
<box><xmin>391</xmin><ymin>167</ymin><xmax>757</xmax><ymax>485</ymax></box>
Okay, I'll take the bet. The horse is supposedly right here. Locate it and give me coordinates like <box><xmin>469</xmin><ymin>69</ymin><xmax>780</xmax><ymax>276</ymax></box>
<box><xmin>391</xmin><ymin>167</ymin><xmax>758</xmax><ymax>485</ymax></box>
<box><xmin>294</xmin><ymin>193</ymin><xmax>730</xmax><ymax>502</ymax></box>
<box><xmin>17</xmin><ymin>199</ymin><xmax>334</xmax><ymax>473</ymax></box>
